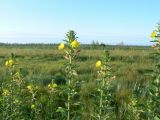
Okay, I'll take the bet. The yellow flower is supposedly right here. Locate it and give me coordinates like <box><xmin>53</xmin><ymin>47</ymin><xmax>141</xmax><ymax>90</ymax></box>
<box><xmin>5</xmin><ymin>61</ymin><xmax>9</xmax><ymax>66</ymax></box>
<box><xmin>58</xmin><ymin>43</ymin><xmax>65</xmax><ymax>50</ymax></box>
<box><xmin>9</xmin><ymin>59</ymin><xmax>13</xmax><ymax>65</ymax></box>
<box><xmin>48</xmin><ymin>83</ymin><xmax>57</xmax><ymax>88</ymax></box>
<box><xmin>131</xmin><ymin>100</ymin><xmax>137</xmax><ymax>106</ymax></box>
<box><xmin>95</xmin><ymin>60</ymin><xmax>102</xmax><ymax>68</ymax></box>
<box><xmin>27</xmin><ymin>85</ymin><xmax>32</xmax><ymax>90</ymax></box>
<box><xmin>31</xmin><ymin>104</ymin><xmax>35</xmax><ymax>109</ymax></box>
<box><xmin>71</xmin><ymin>40</ymin><xmax>79</xmax><ymax>48</ymax></box>
<box><xmin>48</xmin><ymin>84</ymin><xmax>51</xmax><ymax>88</ymax></box>
<box><xmin>53</xmin><ymin>83</ymin><xmax>58</xmax><ymax>88</ymax></box>
<box><xmin>150</xmin><ymin>31</ymin><xmax>157</xmax><ymax>38</ymax></box>
<box><xmin>5</xmin><ymin>59</ymin><xmax>13</xmax><ymax>66</ymax></box>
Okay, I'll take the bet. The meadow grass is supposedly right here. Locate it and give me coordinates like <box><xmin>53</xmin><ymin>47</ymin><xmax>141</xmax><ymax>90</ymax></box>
<box><xmin>0</xmin><ymin>43</ymin><xmax>157</xmax><ymax>119</ymax></box>
<box><xmin>0</xmin><ymin>44</ymin><xmax>155</xmax><ymax>94</ymax></box>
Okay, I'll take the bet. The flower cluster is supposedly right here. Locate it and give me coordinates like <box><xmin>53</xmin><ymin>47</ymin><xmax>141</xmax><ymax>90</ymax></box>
<box><xmin>150</xmin><ymin>31</ymin><xmax>160</xmax><ymax>49</ymax></box>
<box><xmin>27</xmin><ymin>85</ymin><xmax>33</xmax><ymax>91</ymax></box>
<box><xmin>48</xmin><ymin>83</ymin><xmax>58</xmax><ymax>92</ymax></box>
<box><xmin>5</xmin><ymin>59</ymin><xmax>13</xmax><ymax>67</ymax></box>
<box><xmin>58</xmin><ymin>30</ymin><xmax>80</xmax><ymax>120</ymax></box>
<box><xmin>58</xmin><ymin>40</ymin><xmax>80</xmax><ymax>50</ymax></box>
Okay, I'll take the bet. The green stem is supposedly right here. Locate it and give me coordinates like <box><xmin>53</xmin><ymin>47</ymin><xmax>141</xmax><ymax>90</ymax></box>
<box><xmin>68</xmin><ymin>80</ymin><xmax>70</xmax><ymax>120</ymax></box>
<box><xmin>67</xmin><ymin>54</ymin><xmax>72</xmax><ymax>120</ymax></box>
<box><xmin>10</xmin><ymin>67</ymin><xmax>14</xmax><ymax>118</ymax></box>
<box><xmin>99</xmin><ymin>78</ymin><xmax>105</xmax><ymax>120</ymax></box>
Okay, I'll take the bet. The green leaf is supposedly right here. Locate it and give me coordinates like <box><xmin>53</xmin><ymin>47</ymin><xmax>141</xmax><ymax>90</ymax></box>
<box><xmin>56</xmin><ymin>107</ymin><xmax>65</xmax><ymax>113</ymax></box>
<box><xmin>154</xmin><ymin>116</ymin><xmax>160</xmax><ymax>120</ymax></box>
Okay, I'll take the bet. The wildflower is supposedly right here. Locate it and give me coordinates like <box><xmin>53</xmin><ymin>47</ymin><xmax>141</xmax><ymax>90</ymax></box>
<box><xmin>96</xmin><ymin>60</ymin><xmax>102</xmax><ymax>68</ymax></box>
<box><xmin>131</xmin><ymin>100</ymin><xmax>137</xmax><ymax>106</ymax></box>
<box><xmin>31</xmin><ymin>104</ymin><xmax>35</xmax><ymax>109</ymax></box>
<box><xmin>58</xmin><ymin>43</ymin><xmax>65</xmax><ymax>50</ymax></box>
<box><xmin>150</xmin><ymin>31</ymin><xmax>157</xmax><ymax>38</ymax></box>
<box><xmin>9</xmin><ymin>59</ymin><xmax>13</xmax><ymax>65</ymax></box>
<box><xmin>48</xmin><ymin>83</ymin><xmax>58</xmax><ymax>88</ymax></box>
<box><xmin>48</xmin><ymin>84</ymin><xmax>51</xmax><ymax>88</ymax></box>
<box><xmin>27</xmin><ymin>85</ymin><xmax>32</xmax><ymax>90</ymax></box>
<box><xmin>71</xmin><ymin>40</ymin><xmax>79</xmax><ymax>48</ymax></box>
<box><xmin>5</xmin><ymin>59</ymin><xmax>13</xmax><ymax>66</ymax></box>
<box><xmin>5</xmin><ymin>61</ymin><xmax>9</xmax><ymax>66</ymax></box>
<box><xmin>53</xmin><ymin>83</ymin><xmax>58</xmax><ymax>88</ymax></box>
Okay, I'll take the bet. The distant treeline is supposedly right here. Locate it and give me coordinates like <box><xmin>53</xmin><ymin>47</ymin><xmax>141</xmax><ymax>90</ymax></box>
<box><xmin>0</xmin><ymin>42</ymin><xmax>151</xmax><ymax>50</ymax></box>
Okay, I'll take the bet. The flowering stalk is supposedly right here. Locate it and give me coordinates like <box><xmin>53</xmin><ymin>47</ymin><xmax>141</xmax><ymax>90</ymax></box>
<box><xmin>48</xmin><ymin>81</ymin><xmax>58</xmax><ymax>118</ymax></box>
<box><xmin>95</xmin><ymin>50</ymin><xmax>114</xmax><ymax>120</ymax></box>
<box><xmin>58</xmin><ymin>30</ymin><xmax>80</xmax><ymax>120</ymax></box>
<box><xmin>149</xmin><ymin>23</ymin><xmax>160</xmax><ymax>119</ymax></box>
<box><xmin>27</xmin><ymin>84</ymin><xmax>39</xmax><ymax>119</ymax></box>
<box><xmin>99</xmin><ymin>78</ymin><xmax>105</xmax><ymax>120</ymax></box>
<box><xmin>4</xmin><ymin>54</ymin><xmax>23</xmax><ymax>119</ymax></box>
<box><xmin>67</xmin><ymin>51</ymin><xmax>72</xmax><ymax>120</ymax></box>
<box><xmin>4</xmin><ymin>57</ymin><xmax>14</xmax><ymax>119</ymax></box>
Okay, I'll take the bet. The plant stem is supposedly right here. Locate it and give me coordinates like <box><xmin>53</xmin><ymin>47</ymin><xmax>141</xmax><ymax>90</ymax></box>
<box><xmin>67</xmin><ymin>54</ymin><xmax>72</xmax><ymax>120</ymax></box>
<box><xmin>67</xmin><ymin>80</ymin><xmax>70</xmax><ymax>120</ymax></box>
<box><xmin>11</xmin><ymin>67</ymin><xmax>14</xmax><ymax>119</ymax></box>
<box><xmin>99</xmin><ymin>78</ymin><xmax>105</xmax><ymax>120</ymax></box>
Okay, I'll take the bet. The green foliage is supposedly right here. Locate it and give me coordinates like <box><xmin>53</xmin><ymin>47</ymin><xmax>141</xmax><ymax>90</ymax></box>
<box><xmin>148</xmin><ymin>22</ymin><xmax>160</xmax><ymax>119</ymax></box>
<box><xmin>0</xmin><ymin>29</ymin><xmax>159</xmax><ymax>119</ymax></box>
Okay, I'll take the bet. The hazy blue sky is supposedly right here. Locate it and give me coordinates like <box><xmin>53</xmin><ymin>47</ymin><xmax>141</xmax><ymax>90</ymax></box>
<box><xmin>0</xmin><ymin>0</ymin><xmax>160</xmax><ymax>45</ymax></box>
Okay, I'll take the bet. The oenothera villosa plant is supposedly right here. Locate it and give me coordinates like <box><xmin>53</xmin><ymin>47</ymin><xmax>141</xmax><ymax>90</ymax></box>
<box><xmin>47</xmin><ymin>81</ymin><xmax>58</xmax><ymax>119</ymax></box>
<box><xmin>149</xmin><ymin>22</ymin><xmax>160</xmax><ymax>119</ymax></box>
<box><xmin>58</xmin><ymin>30</ymin><xmax>80</xmax><ymax>120</ymax></box>
<box><xmin>91</xmin><ymin>50</ymin><xmax>115</xmax><ymax>120</ymax></box>
<box><xmin>26</xmin><ymin>84</ymin><xmax>40</xmax><ymax>119</ymax></box>
<box><xmin>2</xmin><ymin>54</ymin><xmax>23</xmax><ymax>119</ymax></box>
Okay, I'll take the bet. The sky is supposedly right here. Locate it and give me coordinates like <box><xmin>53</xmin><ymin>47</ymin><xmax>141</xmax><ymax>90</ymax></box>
<box><xmin>0</xmin><ymin>0</ymin><xmax>160</xmax><ymax>45</ymax></box>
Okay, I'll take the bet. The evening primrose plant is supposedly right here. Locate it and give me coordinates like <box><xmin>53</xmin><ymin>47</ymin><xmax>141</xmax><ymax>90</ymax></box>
<box><xmin>135</xmin><ymin>22</ymin><xmax>160</xmax><ymax>120</ymax></box>
<box><xmin>26</xmin><ymin>84</ymin><xmax>40</xmax><ymax>119</ymax></box>
<box><xmin>58</xmin><ymin>30</ymin><xmax>80</xmax><ymax>120</ymax></box>
<box><xmin>2</xmin><ymin>57</ymin><xmax>15</xmax><ymax>119</ymax></box>
<box><xmin>1</xmin><ymin>54</ymin><xmax>24</xmax><ymax>119</ymax></box>
<box><xmin>91</xmin><ymin>50</ymin><xmax>115</xmax><ymax>120</ymax></box>
<box><xmin>47</xmin><ymin>81</ymin><xmax>58</xmax><ymax>118</ymax></box>
<box><xmin>149</xmin><ymin>23</ymin><xmax>160</xmax><ymax>119</ymax></box>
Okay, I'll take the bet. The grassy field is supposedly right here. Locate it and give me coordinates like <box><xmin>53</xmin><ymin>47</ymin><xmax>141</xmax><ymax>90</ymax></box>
<box><xmin>0</xmin><ymin>43</ymin><xmax>157</xmax><ymax>119</ymax></box>
<box><xmin>0</xmin><ymin>44</ymin><xmax>155</xmax><ymax>83</ymax></box>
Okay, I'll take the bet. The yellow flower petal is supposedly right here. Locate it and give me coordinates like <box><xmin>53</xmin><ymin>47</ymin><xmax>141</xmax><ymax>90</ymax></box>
<box><xmin>95</xmin><ymin>60</ymin><xmax>102</xmax><ymax>68</ymax></box>
<box><xmin>48</xmin><ymin>84</ymin><xmax>51</xmax><ymax>88</ymax></box>
<box><xmin>71</xmin><ymin>40</ymin><xmax>79</xmax><ymax>48</ymax></box>
<box><xmin>58</xmin><ymin>43</ymin><xmax>65</xmax><ymax>50</ymax></box>
<box><xmin>9</xmin><ymin>59</ymin><xmax>13</xmax><ymax>66</ymax></box>
<box><xmin>5</xmin><ymin>59</ymin><xmax>13</xmax><ymax>66</ymax></box>
<box><xmin>53</xmin><ymin>83</ymin><xmax>58</xmax><ymax>88</ymax></box>
<box><xmin>31</xmin><ymin>104</ymin><xmax>35</xmax><ymax>109</ymax></box>
<box><xmin>27</xmin><ymin>85</ymin><xmax>32</xmax><ymax>90</ymax></box>
<box><xmin>5</xmin><ymin>61</ymin><xmax>9</xmax><ymax>66</ymax></box>
<box><xmin>150</xmin><ymin>31</ymin><xmax>157</xmax><ymax>38</ymax></box>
